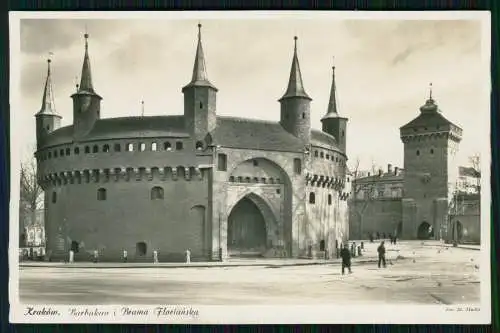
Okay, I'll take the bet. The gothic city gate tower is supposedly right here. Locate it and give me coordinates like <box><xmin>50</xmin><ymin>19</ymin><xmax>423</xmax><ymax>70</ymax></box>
<box><xmin>399</xmin><ymin>85</ymin><xmax>462</xmax><ymax>240</ymax></box>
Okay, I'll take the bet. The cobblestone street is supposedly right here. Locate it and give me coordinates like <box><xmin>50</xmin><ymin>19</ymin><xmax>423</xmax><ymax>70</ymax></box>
<box><xmin>18</xmin><ymin>241</ymin><xmax>482</xmax><ymax>305</ymax></box>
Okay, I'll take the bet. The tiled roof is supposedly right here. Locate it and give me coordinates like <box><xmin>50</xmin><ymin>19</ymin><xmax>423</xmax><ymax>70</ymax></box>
<box><xmin>43</xmin><ymin>115</ymin><xmax>188</xmax><ymax>147</ymax></box>
<box><xmin>459</xmin><ymin>166</ymin><xmax>481</xmax><ymax>178</ymax></box>
<box><xmin>210</xmin><ymin>116</ymin><xmax>305</xmax><ymax>152</ymax></box>
<box><xmin>400</xmin><ymin>110</ymin><xmax>454</xmax><ymax>130</ymax></box>
<box><xmin>310</xmin><ymin>129</ymin><xmax>340</xmax><ymax>151</ymax></box>
<box><xmin>355</xmin><ymin>171</ymin><xmax>405</xmax><ymax>184</ymax></box>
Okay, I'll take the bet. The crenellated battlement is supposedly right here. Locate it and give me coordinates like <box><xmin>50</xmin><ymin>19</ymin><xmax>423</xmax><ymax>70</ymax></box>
<box><xmin>37</xmin><ymin>165</ymin><xmax>209</xmax><ymax>189</ymax></box>
<box><xmin>400</xmin><ymin>131</ymin><xmax>461</xmax><ymax>144</ymax></box>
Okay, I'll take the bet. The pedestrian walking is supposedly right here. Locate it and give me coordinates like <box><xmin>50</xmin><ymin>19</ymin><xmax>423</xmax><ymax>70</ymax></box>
<box><xmin>340</xmin><ymin>244</ymin><xmax>352</xmax><ymax>275</ymax></box>
<box><xmin>93</xmin><ymin>249</ymin><xmax>98</xmax><ymax>263</ymax></box>
<box><xmin>393</xmin><ymin>235</ymin><xmax>397</xmax><ymax>245</ymax></box>
<box><xmin>69</xmin><ymin>250</ymin><xmax>74</xmax><ymax>263</ymax></box>
<box><xmin>185</xmin><ymin>249</ymin><xmax>191</xmax><ymax>264</ymax></box>
<box><xmin>123</xmin><ymin>249</ymin><xmax>128</xmax><ymax>263</ymax></box>
<box><xmin>377</xmin><ymin>241</ymin><xmax>386</xmax><ymax>268</ymax></box>
<box><xmin>153</xmin><ymin>250</ymin><xmax>159</xmax><ymax>264</ymax></box>
<box><xmin>389</xmin><ymin>235</ymin><xmax>393</xmax><ymax>245</ymax></box>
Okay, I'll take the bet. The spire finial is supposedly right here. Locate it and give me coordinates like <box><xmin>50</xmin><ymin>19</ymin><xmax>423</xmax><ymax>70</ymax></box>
<box><xmin>429</xmin><ymin>82</ymin><xmax>433</xmax><ymax>100</ymax></box>
<box><xmin>294</xmin><ymin>36</ymin><xmax>298</xmax><ymax>53</ymax></box>
<box><xmin>198</xmin><ymin>23</ymin><xmax>202</xmax><ymax>39</ymax></box>
<box><xmin>141</xmin><ymin>100</ymin><xmax>145</xmax><ymax>117</ymax></box>
<box><xmin>332</xmin><ymin>56</ymin><xmax>335</xmax><ymax>70</ymax></box>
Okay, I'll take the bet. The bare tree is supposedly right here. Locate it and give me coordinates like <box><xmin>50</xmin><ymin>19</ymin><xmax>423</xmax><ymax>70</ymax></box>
<box><xmin>350</xmin><ymin>157</ymin><xmax>379</xmax><ymax>239</ymax></box>
<box><xmin>468</xmin><ymin>153</ymin><xmax>481</xmax><ymax>191</ymax></box>
<box><xmin>19</xmin><ymin>157</ymin><xmax>44</xmax><ymax>246</ymax></box>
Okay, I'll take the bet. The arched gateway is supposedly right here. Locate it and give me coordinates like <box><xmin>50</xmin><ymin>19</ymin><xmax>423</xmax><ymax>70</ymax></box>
<box><xmin>417</xmin><ymin>221</ymin><xmax>433</xmax><ymax>240</ymax></box>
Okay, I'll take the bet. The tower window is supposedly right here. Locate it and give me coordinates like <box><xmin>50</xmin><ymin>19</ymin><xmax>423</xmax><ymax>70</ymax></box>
<box><xmin>74</xmin><ymin>147</ymin><xmax>80</xmax><ymax>155</ymax></box>
<box><xmin>127</xmin><ymin>143</ymin><xmax>134</xmax><ymax>152</ymax></box>
<box><xmin>328</xmin><ymin>194</ymin><xmax>332</xmax><ymax>205</ymax></box>
<box><xmin>97</xmin><ymin>188</ymin><xmax>107</xmax><ymax>201</ymax></box>
<box><xmin>60</xmin><ymin>149</ymin><xmax>64</xmax><ymax>156</ymax></box>
<box><xmin>85</xmin><ymin>146</ymin><xmax>90</xmax><ymax>154</ymax></box>
<box><xmin>199</xmin><ymin>101</ymin><xmax>203</xmax><ymax>109</ymax></box>
<box><xmin>314</xmin><ymin>151</ymin><xmax>318</xmax><ymax>157</ymax></box>
<box><xmin>54</xmin><ymin>151</ymin><xmax>58</xmax><ymax>158</ymax></box>
<box><xmin>309</xmin><ymin>192</ymin><xmax>316</xmax><ymax>204</ymax></box>
<box><xmin>46</xmin><ymin>125</ymin><xmax>50</xmax><ymax>130</ymax></box>
<box><xmin>48</xmin><ymin>152</ymin><xmax>52</xmax><ymax>159</ymax></box>
<box><xmin>253</xmin><ymin>160</ymin><xmax>258</xmax><ymax>166</ymax></box>
<box><xmin>335</xmin><ymin>157</ymin><xmax>339</xmax><ymax>162</ymax></box>
<box><xmin>151</xmin><ymin>186</ymin><xmax>164</xmax><ymax>200</ymax></box>
<box><xmin>294</xmin><ymin>158</ymin><xmax>302</xmax><ymax>174</ymax></box>
<box><xmin>176</xmin><ymin>142</ymin><xmax>183</xmax><ymax>150</ymax></box>
<box><xmin>195</xmin><ymin>141</ymin><xmax>203</xmax><ymax>150</ymax></box>
<box><xmin>320</xmin><ymin>152</ymin><xmax>324</xmax><ymax>158</ymax></box>
<box><xmin>93</xmin><ymin>145</ymin><xmax>98</xmax><ymax>153</ymax></box>
<box><xmin>302</xmin><ymin>112</ymin><xmax>305</xmax><ymax>119</ymax></box>
<box><xmin>416</xmin><ymin>150</ymin><xmax>420</xmax><ymax>156</ymax></box>
<box><xmin>114</xmin><ymin>143</ymin><xmax>121</xmax><ymax>152</ymax></box>
<box><xmin>218</xmin><ymin>154</ymin><xmax>227</xmax><ymax>171</ymax></box>
<box><xmin>164</xmin><ymin>142</ymin><xmax>172</xmax><ymax>151</ymax></box>
<box><xmin>51</xmin><ymin>192</ymin><xmax>57</xmax><ymax>203</ymax></box>
<box><xmin>430</xmin><ymin>149</ymin><xmax>434</xmax><ymax>154</ymax></box>
<box><xmin>326</xmin><ymin>154</ymin><xmax>330</xmax><ymax>160</ymax></box>
<box><xmin>140</xmin><ymin>143</ymin><xmax>146</xmax><ymax>152</ymax></box>
<box><xmin>276</xmin><ymin>189</ymin><xmax>281</xmax><ymax>194</ymax></box>
<box><xmin>103</xmin><ymin>144</ymin><xmax>110</xmax><ymax>153</ymax></box>
<box><xmin>341</xmin><ymin>130</ymin><xmax>345</xmax><ymax>137</ymax></box>
<box><xmin>152</xmin><ymin>142</ymin><xmax>157</xmax><ymax>151</ymax></box>
<box><xmin>65</xmin><ymin>148</ymin><xmax>70</xmax><ymax>156</ymax></box>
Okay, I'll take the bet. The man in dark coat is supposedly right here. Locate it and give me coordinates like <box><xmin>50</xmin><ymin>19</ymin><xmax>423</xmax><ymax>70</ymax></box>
<box><xmin>340</xmin><ymin>244</ymin><xmax>352</xmax><ymax>275</ymax></box>
<box><xmin>377</xmin><ymin>241</ymin><xmax>386</xmax><ymax>268</ymax></box>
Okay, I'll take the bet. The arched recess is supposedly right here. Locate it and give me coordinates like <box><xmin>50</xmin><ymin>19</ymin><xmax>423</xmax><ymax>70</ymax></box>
<box><xmin>190</xmin><ymin>205</ymin><xmax>207</xmax><ymax>257</ymax></box>
<box><xmin>225</xmin><ymin>157</ymin><xmax>293</xmax><ymax>252</ymax></box>
<box><xmin>227</xmin><ymin>193</ymin><xmax>279</xmax><ymax>257</ymax></box>
<box><xmin>417</xmin><ymin>221</ymin><xmax>432</xmax><ymax>240</ymax></box>
<box><xmin>455</xmin><ymin>220</ymin><xmax>464</xmax><ymax>243</ymax></box>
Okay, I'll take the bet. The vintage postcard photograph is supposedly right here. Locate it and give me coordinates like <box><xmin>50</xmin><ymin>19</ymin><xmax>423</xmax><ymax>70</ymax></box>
<box><xmin>9</xmin><ymin>11</ymin><xmax>491</xmax><ymax>324</ymax></box>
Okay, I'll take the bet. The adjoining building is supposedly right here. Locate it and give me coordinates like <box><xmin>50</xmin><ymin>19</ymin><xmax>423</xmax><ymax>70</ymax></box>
<box><xmin>34</xmin><ymin>26</ymin><xmax>351</xmax><ymax>262</ymax></box>
<box><xmin>350</xmin><ymin>89</ymin><xmax>481</xmax><ymax>244</ymax></box>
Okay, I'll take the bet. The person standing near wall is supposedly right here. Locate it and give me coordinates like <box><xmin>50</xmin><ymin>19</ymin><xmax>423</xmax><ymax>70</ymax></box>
<box><xmin>340</xmin><ymin>244</ymin><xmax>352</xmax><ymax>275</ymax></box>
<box><xmin>377</xmin><ymin>241</ymin><xmax>386</xmax><ymax>268</ymax></box>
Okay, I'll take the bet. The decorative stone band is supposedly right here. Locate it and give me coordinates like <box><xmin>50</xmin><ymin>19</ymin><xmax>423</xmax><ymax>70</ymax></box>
<box><xmin>400</xmin><ymin>131</ymin><xmax>461</xmax><ymax>144</ymax></box>
<box><xmin>38</xmin><ymin>166</ymin><xmax>207</xmax><ymax>189</ymax></box>
<box><xmin>305</xmin><ymin>173</ymin><xmax>346</xmax><ymax>189</ymax></box>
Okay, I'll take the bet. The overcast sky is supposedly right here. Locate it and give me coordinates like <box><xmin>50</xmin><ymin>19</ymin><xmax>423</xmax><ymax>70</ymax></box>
<box><xmin>16</xmin><ymin>16</ymin><xmax>489</xmax><ymax>171</ymax></box>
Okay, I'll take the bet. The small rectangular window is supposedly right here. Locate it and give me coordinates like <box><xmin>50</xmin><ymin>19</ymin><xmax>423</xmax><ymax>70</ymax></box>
<box><xmin>218</xmin><ymin>153</ymin><xmax>227</xmax><ymax>171</ymax></box>
<box><xmin>140</xmin><ymin>143</ymin><xmax>146</xmax><ymax>152</ymax></box>
<box><xmin>293</xmin><ymin>158</ymin><xmax>302</xmax><ymax>174</ymax></box>
<box><xmin>152</xmin><ymin>142</ymin><xmax>157</xmax><ymax>151</ymax></box>
<box><xmin>176</xmin><ymin>141</ymin><xmax>183</xmax><ymax>150</ymax></box>
<box><xmin>127</xmin><ymin>143</ymin><xmax>134</xmax><ymax>152</ymax></box>
<box><xmin>114</xmin><ymin>143</ymin><xmax>121</xmax><ymax>152</ymax></box>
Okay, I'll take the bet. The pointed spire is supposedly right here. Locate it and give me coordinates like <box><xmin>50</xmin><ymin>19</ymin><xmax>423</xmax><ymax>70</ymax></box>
<box><xmin>78</xmin><ymin>32</ymin><xmax>96</xmax><ymax>94</ymax></box>
<box><xmin>322</xmin><ymin>58</ymin><xmax>340</xmax><ymax>120</ymax></box>
<box><xmin>184</xmin><ymin>23</ymin><xmax>217</xmax><ymax>91</ymax></box>
<box><xmin>420</xmin><ymin>82</ymin><xmax>438</xmax><ymax>113</ymax></box>
<box><xmin>280</xmin><ymin>36</ymin><xmax>311</xmax><ymax>101</ymax></box>
<box><xmin>36</xmin><ymin>56</ymin><xmax>59</xmax><ymax>117</ymax></box>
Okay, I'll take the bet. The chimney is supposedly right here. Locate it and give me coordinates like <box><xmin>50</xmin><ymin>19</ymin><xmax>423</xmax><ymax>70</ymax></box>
<box><xmin>394</xmin><ymin>167</ymin><xmax>399</xmax><ymax>175</ymax></box>
<box><xmin>387</xmin><ymin>164</ymin><xmax>393</xmax><ymax>174</ymax></box>
<box><xmin>368</xmin><ymin>172</ymin><xmax>371</xmax><ymax>177</ymax></box>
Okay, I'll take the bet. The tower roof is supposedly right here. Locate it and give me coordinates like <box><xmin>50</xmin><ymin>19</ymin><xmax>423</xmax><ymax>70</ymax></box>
<box><xmin>36</xmin><ymin>58</ymin><xmax>60</xmax><ymax>117</ymax></box>
<box><xmin>321</xmin><ymin>63</ymin><xmax>342</xmax><ymax>120</ymax></box>
<box><xmin>183</xmin><ymin>24</ymin><xmax>217</xmax><ymax>91</ymax></box>
<box><xmin>73</xmin><ymin>33</ymin><xmax>101</xmax><ymax>98</ymax></box>
<box><xmin>280</xmin><ymin>36</ymin><xmax>311</xmax><ymax>101</ymax></box>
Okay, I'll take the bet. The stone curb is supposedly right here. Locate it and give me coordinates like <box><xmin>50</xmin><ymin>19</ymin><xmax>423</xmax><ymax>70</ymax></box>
<box><xmin>20</xmin><ymin>257</ymin><xmax>387</xmax><ymax>269</ymax></box>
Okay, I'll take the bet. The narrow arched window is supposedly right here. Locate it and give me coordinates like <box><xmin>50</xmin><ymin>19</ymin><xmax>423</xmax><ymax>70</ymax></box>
<box><xmin>309</xmin><ymin>192</ymin><xmax>315</xmax><ymax>204</ymax></box>
<box><xmin>151</xmin><ymin>186</ymin><xmax>164</xmax><ymax>200</ymax></box>
<box><xmin>54</xmin><ymin>150</ymin><xmax>58</xmax><ymax>158</ymax></box>
<box><xmin>314</xmin><ymin>151</ymin><xmax>319</xmax><ymax>157</ymax></box>
<box><xmin>328</xmin><ymin>194</ymin><xmax>332</xmax><ymax>205</ymax></box>
<box><xmin>85</xmin><ymin>146</ymin><xmax>90</xmax><ymax>154</ymax></box>
<box><xmin>195</xmin><ymin>141</ymin><xmax>203</xmax><ymax>150</ymax></box>
<box><xmin>127</xmin><ymin>143</ymin><xmax>134</xmax><ymax>152</ymax></box>
<box><xmin>74</xmin><ymin>147</ymin><xmax>80</xmax><ymax>155</ymax></box>
<box><xmin>164</xmin><ymin>142</ymin><xmax>172</xmax><ymax>151</ymax></box>
<box><xmin>430</xmin><ymin>148</ymin><xmax>434</xmax><ymax>154</ymax></box>
<box><xmin>320</xmin><ymin>152</ymin><xmax>324</xmax><ymax>158</ymax></box>
<box><xmin>48</xmin><ymin>152</ymin><xmax>52</xmax><ymax>159</ymax></box>
<box><xmin>293</xmin><ymin>158</ymin><xmax>302</xmax><ymax>174</ymax></box>
<box><xmin>103</xmin><ymin>144</ymin><xmax>110</xmax><ymax>153</ymax></box>
<box><xmin>140</xmin><ymin>143</ymin><xmax>146</xmax><ymax>152</ymax></box>
<box><xmin>176</xmin><ymin>141</ymin><xmax>183</xmax><ymax>150</ymax></box>
<box><xmin>60</xmin><ymin>149</ymin><xmax>64</xmax><ymax>156</ymax></box>
<box><xmin>416</xmin><ymin>150</ymin><xmax>420</xmax><ymax>156</ymax></box>
<box><xmin>93</xmin><ymin>145</ymin><xmax>98</xmax><ymax>153</ymax></box>
<box><xmin>114</xmin><ymin>143</ymin><xmax>121</xmax><ymax>152</ymax></box>
<box><xmin>152</xmin><ymin>142</ymin><xmax>157</xmax><ymax>151</ymax></box>
<box><xmin>51</xmin><ymin>191</ymin><xmax>57</xmax><ymax>203</ymax></box>
<box><xmin>97</xmin><ymin>188</ymin><xmax>107</xmax><ymax>201</ymax></box>
<box><xmin>65</xmin><ymin>148</ymin><xmax>70</xmax><ymax>156</ymax></box>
